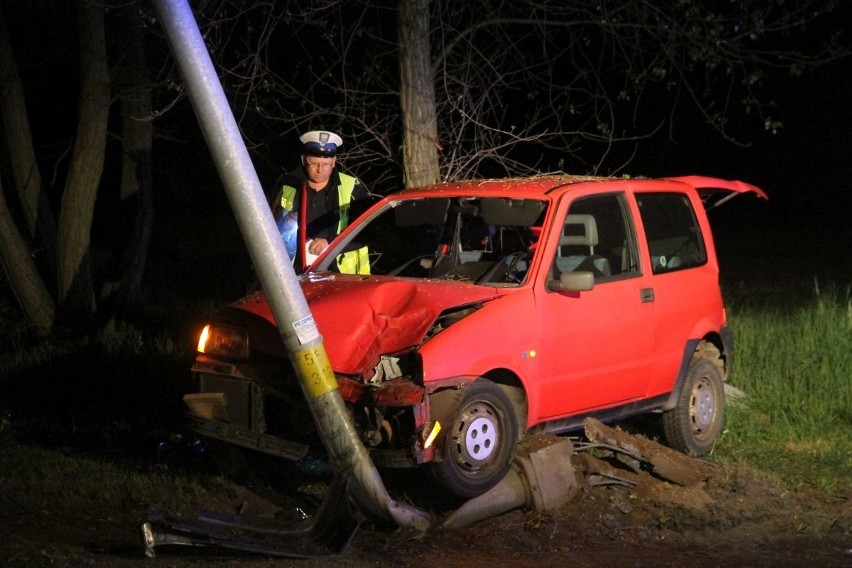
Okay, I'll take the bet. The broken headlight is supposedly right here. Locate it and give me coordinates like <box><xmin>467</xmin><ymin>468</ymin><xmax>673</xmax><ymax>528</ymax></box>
<box><xmin>197</xmin><ymin>323</ymin><xmax>249</xmax><ymax>360</ymax></box>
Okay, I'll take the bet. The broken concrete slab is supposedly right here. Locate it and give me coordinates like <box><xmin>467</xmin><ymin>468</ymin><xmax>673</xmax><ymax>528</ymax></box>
<box><xmin>443</xmin><ymin>434</ymin><xmax>576</xmax><ymax>529</ymax></box>
<box><xmin>583</xmin><ymin>418</ymin><xmax>716</xmax><ymax>486</ymax></box>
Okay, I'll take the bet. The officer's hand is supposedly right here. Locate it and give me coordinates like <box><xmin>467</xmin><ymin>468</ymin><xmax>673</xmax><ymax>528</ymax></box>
<box><xmin>308</xmin><ymin>238</ymin><xmax>329</xmax><ymax>255</ymax></box>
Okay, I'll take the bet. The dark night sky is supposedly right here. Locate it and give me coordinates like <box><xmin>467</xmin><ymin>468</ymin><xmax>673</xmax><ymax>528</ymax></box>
<box><xmin>2</xmin><ymin>3</ymin><xmax>851</xmax><ymax>301</ymax></box>
<box><xmin>628</xmin><ymin>51</ymin><xmax>852</xmax><ymax>277</ymax></box>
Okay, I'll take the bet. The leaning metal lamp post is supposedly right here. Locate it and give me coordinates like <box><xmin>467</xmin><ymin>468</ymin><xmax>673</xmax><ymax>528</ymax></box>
<box><xmin>151</xmin><ymin>0</ymin><xmax>429</xmax><ymax>531</ymax></box>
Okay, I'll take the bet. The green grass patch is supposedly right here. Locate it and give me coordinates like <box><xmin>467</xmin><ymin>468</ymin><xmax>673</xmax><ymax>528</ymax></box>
<box><xmin>0</xmin><ymin>437</ymin><xmax>233</xmax><ymax>513</ymax></box>
<box><xmin>719</xmin><ymin>280</ymin><xmax>852</xmax><ymax>493</ymax></box>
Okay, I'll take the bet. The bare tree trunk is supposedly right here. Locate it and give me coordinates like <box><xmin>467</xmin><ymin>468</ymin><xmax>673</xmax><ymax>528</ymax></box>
<box><xmin>108</xmin><ymin>3</ymin><xmax>153</xmax><ymax>315</ymax></box>
<box><xmin>0</xmin><ymin>179</ymin><xmax>55</xmax><ymax>336</ymax></box>
<box><xmin>398</xmin><ymin>0</ymin><xmax>440</xmax><ymax>188</ymax></box>
<box><xmin>0</xmin><ymin>9</ymin><xmax>57</xmax><ymax>278</ymax></box>
<box><xmin>0</xmin><ymin>10</ymin><xmax>57</xmax><ymax>336</ymax></box>
<box><xmin>56</xmin><ymin>0</ymin><xmax>109</xmax><ymax>317</ymax></box>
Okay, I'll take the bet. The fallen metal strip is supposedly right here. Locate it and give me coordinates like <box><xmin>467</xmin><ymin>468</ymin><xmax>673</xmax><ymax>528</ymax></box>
<box><xmin>187</xmin><ymin>414</ymin><xmax>310</xmax><ymax>460</ymax></box>
<box><xmin>142</xmin><ymin>474</ymin><xmax>362</xmax><ymax>559</ymax></box>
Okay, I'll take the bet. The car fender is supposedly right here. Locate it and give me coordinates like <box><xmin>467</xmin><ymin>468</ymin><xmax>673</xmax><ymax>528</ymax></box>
<box><xmin>418</xmin><ymin>290</ymin><xmax>537</xmax><ymax>411</ymax></box>
<box><xmin>660</xmin><ymin>332</ymin><xmax>729</xmax><ymax>412</ymax></box>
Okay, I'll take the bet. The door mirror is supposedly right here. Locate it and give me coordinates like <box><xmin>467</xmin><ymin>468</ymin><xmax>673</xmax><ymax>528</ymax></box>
<box><xmin>546</xmin><ymin>271</ymin><xmax>595</xmax><ymax>292</ymax></box>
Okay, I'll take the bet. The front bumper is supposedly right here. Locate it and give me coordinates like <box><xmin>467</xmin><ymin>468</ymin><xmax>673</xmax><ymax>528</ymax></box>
<box><xmin>186</xmin><ymin>412</ymin><xmax>309</xmax><ymax>460</ymax></box>
<box><xmin>185</xmin><ymin>365</ymin><xmax>433</xmax><ymax>469</ymax></box>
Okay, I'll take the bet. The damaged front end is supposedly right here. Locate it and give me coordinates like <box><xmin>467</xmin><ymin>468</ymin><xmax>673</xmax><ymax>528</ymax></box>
<box><xmin>183</xmin><ymin>296</ymin><xmax>484</xmax><ymax>473</ymax></box>
<box><xmin>342</xmin><ymin>350</ymin><xmax>441</xmax><ymax>468</ymax></box>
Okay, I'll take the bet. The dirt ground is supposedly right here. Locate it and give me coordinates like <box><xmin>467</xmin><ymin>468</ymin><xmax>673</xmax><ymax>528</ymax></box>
<box><xmin>1</xmin><ymin>428</ymin><xmax>849</xmax><ymax>568</ymax></box>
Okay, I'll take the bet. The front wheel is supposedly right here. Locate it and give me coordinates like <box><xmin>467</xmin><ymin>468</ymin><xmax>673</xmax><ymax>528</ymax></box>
<box><xmin>430</xmin><ymin>380</ymin><xmax>519</xmax><ymax>500</ymax></box>
<box><xmin>662</xmin><ymin>355</ymin><xmax>725</xmax><ymax>456</ymax></box>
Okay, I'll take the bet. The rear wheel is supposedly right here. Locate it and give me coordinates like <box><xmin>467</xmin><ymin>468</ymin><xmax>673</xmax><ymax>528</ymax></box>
<box><xmin>431</xmin><ymin>380</ymin><xmax>519</xmax><ymax>499</ymax></box>
<box><xmin>662</xmin><ymin>354</ymin><xmax>725</xmax><ymax>456</ymax></box>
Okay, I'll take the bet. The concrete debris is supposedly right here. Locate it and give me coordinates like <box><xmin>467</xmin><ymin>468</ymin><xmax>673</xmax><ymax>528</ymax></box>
<box><xmin>583</xmin><ymin>418</ymin><xmax>715</xmax><ymax>486</ymax></box>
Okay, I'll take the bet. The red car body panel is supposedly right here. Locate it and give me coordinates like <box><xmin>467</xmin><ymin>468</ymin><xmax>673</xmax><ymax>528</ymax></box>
<box><xmin>228</xmin><ymin>175</ymin><xmax>763</xmax><ymax>422</ymax></box>
<box><xmin>417</xmin><ymin>287</ymin><xmax>538</xmax><ymax>384</ymax></box>
<box><xmin>666</xmin><ymin>175</ymin><xmax>768</xmax><ymax>199</ymax></box>
<box><xmin>231</xmin><ymin>275</ymin><xmax>500</xmax><ymax>376</ymax></box>
<box><xmin>196</xmin><ymin>174</ymin><xmax>766</xmax><ymax>459</ymax></box>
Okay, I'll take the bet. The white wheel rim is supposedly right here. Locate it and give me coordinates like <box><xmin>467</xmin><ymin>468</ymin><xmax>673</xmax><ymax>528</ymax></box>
<box><xmin>463</xmin><ymin>416</ymin><xmax>498</xmax><ymax>462</ymax></box>
<box><xmin>692</xmin><ymin>382</ymin><xmax>716</xmax><ymax>432</ymax></box>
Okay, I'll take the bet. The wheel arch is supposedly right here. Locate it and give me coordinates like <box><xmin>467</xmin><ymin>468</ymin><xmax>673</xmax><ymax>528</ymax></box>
<box><xmin>481</xmin><ymin>368</ymin><xmax>529</xmax><ymax>440</ymax></box>
<box><xmin>426</xmin><ymin>375</ymin><xmax>523</xmax><ymax>499</ymax></box>
<box><xmin>428</xmin><ymin>369</ymin><xmax>528</xmax><ymax>442</ymax></box>
<box><xmin>661</xmin><ymin>333</ymin><xmax>728</xmax><ymax>412</ymax></box>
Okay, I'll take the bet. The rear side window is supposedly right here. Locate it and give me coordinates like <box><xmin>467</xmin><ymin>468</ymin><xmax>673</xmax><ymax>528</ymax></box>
<box><xmin>636</xmin><ymin>192</ymin><xmax>706</xmax><ymax>274</ymax></box>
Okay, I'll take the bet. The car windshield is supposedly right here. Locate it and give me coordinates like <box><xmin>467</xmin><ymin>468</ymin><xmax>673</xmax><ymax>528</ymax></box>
<box><xmin>314</xmin><ymin>196</ymin><xmax>548</xmax><ymax>286</ymax></box>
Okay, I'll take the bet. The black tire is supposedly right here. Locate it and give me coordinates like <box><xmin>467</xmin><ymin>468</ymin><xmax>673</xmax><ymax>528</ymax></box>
<box><xmin>431</xmin><ymin>380</ymin><xmax>519</xmax><ymax>499</ymax></box>
<box><xmin>662</xmin><ymin>355</ymin><xmax>725</xmax><ymax>456</ymax></box>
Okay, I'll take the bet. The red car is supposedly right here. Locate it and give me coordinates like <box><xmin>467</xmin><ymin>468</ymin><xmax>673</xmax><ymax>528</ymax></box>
<box><xmin>186</xmin><ymin>175</ymin><xmax>766</xmax><ymax>498</ymax></box>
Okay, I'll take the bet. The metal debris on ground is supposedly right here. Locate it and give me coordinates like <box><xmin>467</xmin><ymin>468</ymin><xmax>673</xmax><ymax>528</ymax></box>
<box><xmin>141</xmin><ymin>474</ymin><xmax>363</xmax><ymax>559</ymax></box>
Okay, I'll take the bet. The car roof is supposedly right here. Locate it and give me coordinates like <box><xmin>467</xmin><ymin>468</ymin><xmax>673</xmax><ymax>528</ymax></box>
<box><xmin>387</xmin><ymin>174</ymin><xmax>767</xmax><ymax>201</ymax></box>
<box><xmin>392</xmin><ymin>175</ymin><xmax>600</xmax><ymax>199</ymax></box>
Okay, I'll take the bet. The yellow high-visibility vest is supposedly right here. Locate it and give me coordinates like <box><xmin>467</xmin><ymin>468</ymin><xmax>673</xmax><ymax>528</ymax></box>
<box><xmin>334</xmin><ymin>175</ymin><xmax>371</xmax><ymax>274</ymax></box>
<box><xmin>278</xmin><ymin>174</ymin><xmax>370</xmax><ymax>274</ymax></box>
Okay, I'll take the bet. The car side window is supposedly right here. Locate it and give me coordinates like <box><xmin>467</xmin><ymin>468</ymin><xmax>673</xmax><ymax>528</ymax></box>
<box><xmin>552</xmin><ymin>193</ymin><xmax>638</xmax><ymax>282</ymax></box>
<box><xmin>636</xmin><ymin>192</ymin><xmax>707</xmax><ymax>274</ymax></box>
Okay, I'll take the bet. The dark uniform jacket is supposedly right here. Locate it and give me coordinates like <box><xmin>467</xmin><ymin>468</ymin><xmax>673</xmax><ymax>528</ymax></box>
<box><xmin>279</xmin><ymin>166</ymin><xmax>369</xmax><ymax>243</ymax></box>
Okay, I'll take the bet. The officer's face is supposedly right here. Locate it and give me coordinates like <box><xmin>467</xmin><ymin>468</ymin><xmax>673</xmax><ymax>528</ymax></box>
<box><xmin>302</xmin><ymin>155</ymin><xmax>336</xmax><ymax>187</ymax></box>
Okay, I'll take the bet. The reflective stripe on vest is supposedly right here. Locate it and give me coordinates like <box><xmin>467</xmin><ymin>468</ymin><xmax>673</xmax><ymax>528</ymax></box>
<box><xmin>278</xmin><ymin>174</ymin><xmax>368</xmax><ymax>275</ymax></box>
<box><xmin>334</xmin><ymin>174</ymin><xmax>370</xmax><ymax>274</ymax></box>
<box><xmin>280</xmin><ymin>174</ymin><xmax>356</xmax><ymax>233</ymax></box>
<box><xmin>279</xmin><ymin>185</ymin><xmax>297</xmax><ymax>212</ymax></box>
<box><xmin>335</xmin><ymin>173</ymin><xmax>357</xmax><ymax>234</ymax></box>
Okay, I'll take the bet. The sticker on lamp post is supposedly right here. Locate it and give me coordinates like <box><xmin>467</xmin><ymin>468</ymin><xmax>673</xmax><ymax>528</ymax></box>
<box><xmin>292</xmin><ymin>314</ymin><xmax>320</xmax><ymax>345</ymax></box>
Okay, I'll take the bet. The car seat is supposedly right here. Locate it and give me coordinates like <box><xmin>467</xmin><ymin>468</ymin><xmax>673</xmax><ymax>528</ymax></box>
<box><xmin>555</xmin><ymin>214</ymin><xmax>612</xmax><ymax>278</ymax></box>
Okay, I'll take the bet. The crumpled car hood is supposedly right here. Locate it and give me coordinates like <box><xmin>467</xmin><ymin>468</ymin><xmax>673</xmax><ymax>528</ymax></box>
<box><xmin>231</xmin><ymin>274</ymin><xmax>500</xmax><ymax>376</ymax></box>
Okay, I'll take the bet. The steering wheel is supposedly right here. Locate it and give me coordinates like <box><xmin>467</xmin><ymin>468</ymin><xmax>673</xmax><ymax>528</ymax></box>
<box><xmin>476</xmin><ymin>252</ymin><xmax>524</xmax><ymax>284</ymax></box>
<box><xmin>387</xmin><ymin>254</ymin><xmax>434</xmax><ymax>276</ymax></box>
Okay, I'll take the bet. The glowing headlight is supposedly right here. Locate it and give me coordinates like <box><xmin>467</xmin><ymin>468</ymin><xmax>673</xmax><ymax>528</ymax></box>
<box><xmin>197</xmin><ymin>323</ymin><xmax>249</xmax><ymax>359</ymax></box>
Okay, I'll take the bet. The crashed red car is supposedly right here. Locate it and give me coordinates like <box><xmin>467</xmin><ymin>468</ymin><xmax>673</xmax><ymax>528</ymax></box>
<box><xmin>185</xmin><ymin>175</ymin><xmax>766</xmax><ymax>499</ymax></box>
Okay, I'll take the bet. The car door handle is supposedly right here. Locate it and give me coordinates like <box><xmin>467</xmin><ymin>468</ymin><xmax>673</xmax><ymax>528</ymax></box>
<box><xmin>641</xmin><ymin>288</ymin><xmax>655</xmax><ymax>303</ymax></box>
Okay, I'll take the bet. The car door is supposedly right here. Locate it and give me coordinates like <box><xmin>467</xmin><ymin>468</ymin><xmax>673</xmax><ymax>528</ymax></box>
<box><xmin>632</xmin><ymin>189</ymin><xmax>726</xmax><ymax>396</ymax></box>
<box><xmin>533</xmin><ymin>191</ymin><xmax>657</xmax><ymax>420</ymax></box>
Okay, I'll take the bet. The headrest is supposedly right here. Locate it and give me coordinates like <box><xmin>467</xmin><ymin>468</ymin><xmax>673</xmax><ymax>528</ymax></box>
<box><xmin>559</xmin><ymin>214</ymin><xmax>599</xmax><ymax>247</ymax></box>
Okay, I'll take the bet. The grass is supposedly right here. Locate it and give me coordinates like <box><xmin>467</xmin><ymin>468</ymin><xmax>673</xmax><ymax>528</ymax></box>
<box><xmin>0</xmin><ymin>436</ymin><xmax>233</xmax><ymax>514</ymax></box>
<box><xmin>718</xmin><ymin>279</ymin><xmax>852</xmax><ymax>494</ymax></box>
<box><xmin>0</xmin><ymin>307</ymin><xmax>235</xmax><ymax>517</ymax></box>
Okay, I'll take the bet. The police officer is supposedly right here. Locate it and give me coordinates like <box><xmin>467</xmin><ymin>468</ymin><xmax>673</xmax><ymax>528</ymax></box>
<box><xmin>272</xmin><ymin>130</ymin><xmax>370</xmax><ymax>273</ymax></box>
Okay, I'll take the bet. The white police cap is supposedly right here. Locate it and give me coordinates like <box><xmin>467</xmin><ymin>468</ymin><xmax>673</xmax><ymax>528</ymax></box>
<box><xmin>299</xmin><ymin>130</ymin><xmax>343</xmax><ymax>156</ymax></box>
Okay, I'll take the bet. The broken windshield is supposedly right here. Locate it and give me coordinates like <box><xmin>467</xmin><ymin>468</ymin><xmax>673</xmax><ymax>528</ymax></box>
<box><xmin>314</xmin><ymin>196</ymin><xmax>548</xmax><ymax>286</ymax></box>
